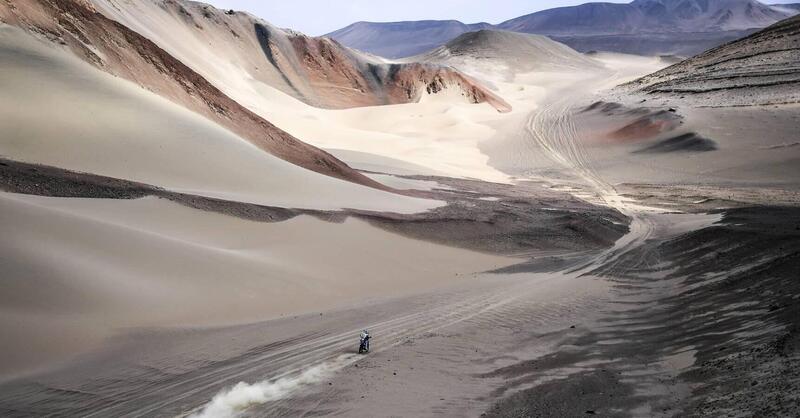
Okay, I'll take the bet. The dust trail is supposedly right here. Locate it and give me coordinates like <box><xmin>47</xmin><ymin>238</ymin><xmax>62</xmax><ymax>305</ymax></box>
<box><xmin>189</xmin><ymin>354</ymin><xmax>356</xmax><ymax>418</ymax></box>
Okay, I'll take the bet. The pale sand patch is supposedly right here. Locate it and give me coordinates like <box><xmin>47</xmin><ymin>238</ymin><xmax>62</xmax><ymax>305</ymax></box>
<box><xmin>249</xmin><ymin>82</ymin><xmax>514</xmax><ymax>182</ymax></box>
<box><xmin>0</xmin><ymin>193</ymin><xmax>517</xmax><ymax>377</ymax></box>
<box><xmin>588</xmin><ymin>52</ymin><xmax>673</xmax><ymax>90</ymax></box>
<box><xmin>364</xmin><ymin>173</ymin><xmax>452</xmax><ymax>191</ymax></box>
<box><xmin>0</xmin><ymin>26</ymin><xmax>441</xmax><ymax>214</ymax></box>
<box><xmin>325</xmin><ymin>149</ymin><xmax>450</xmax><ymax>177</ymax></box>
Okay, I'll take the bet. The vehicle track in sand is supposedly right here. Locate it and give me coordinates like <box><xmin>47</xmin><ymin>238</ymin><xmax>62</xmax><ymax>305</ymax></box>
<box><xmin>171</xmin><ymin>99</ymin><xmax>664</xmax><ymax>418</ymax></box>
<box><xmin>0</xmin><ymin>74</ymin><xmax>692</xmax><ymax>418</ymax></box>
<box><xmin>171</xmin><ymin>95</ymin><xmax>666</xmax><ymax>418</ymax></box>
<box><xmin>124</xmin><ymin>97</ymin><xmax>669</xmax><ymax>418</ymax></box>
<box><xmin>0</xmin><ymin>279</ymin><xmax>544</xmax><ymax>417</ymax></box>
<box><xmin>524</xmin><ymin>97</ymin><xmax>660</xmax><ymax>277</ymax></box>
<box><xmin>199</xmin><ymin>65</ymin><xmax>731</xmax><ymax>417</ymax></box>
<box><xmin>178</xmin><ymin>273</ymin><xmax>607</xmax><ymax>418</ymax></box>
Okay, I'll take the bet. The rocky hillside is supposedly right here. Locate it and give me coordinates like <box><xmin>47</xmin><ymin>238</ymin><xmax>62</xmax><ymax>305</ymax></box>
<box><xmin>627</xmin><ymin>14</ymin><xmax>800</xmax><ymax>105</ymax></box>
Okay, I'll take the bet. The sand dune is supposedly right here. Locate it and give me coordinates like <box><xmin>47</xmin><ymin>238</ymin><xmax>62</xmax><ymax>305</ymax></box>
<box><xmin>208</xmin><ymin>37</ymin><xmax>653</xmax><ymax>183</ymax></box>
<box><xmin>88</xmin><ymin>0</ymin><xmax>509</xmax><ymax>112</ymax></box>
<box><xmin>0</xmin><ymin>192</ymin><xmax>515</xmax><ymax>377</ymax></box>
<box><xmin>410</xmin><ymin>29</ymin><xmax>602</xmax><ymax>81</ymax></box>
<box><xmin>0</xmin><ymin>0</ymin><xmax>382</xmax><ymax>185</ymax></box>
<box><xmin>215</xmin><ymin>47</ymin><xmax>671</xmax><ymax>184</ymax></box>
<box><xmin>0</xmin><ymin>26</ymin><xmax>440</xmax><ymax>213</ymax></box>
<box><xmin>47</xmin><ymin>1</ymin><xmax>665</xmax><ymax>185</ymax></box>
<box><xmin>1</xmin><ymin>3</ymin><xmax>799</xmax><ymax>416</ymax></box>
<box><xmin>231</xmin><ymin>81</ymin><xmax>515</xmax><ymax>182</ymax></box>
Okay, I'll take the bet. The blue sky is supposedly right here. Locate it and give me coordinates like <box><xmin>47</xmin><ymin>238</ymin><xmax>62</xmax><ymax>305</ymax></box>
<box><xmin>204</xmin><ymin>1</ymin><xmax>625</xmax><ymax>35</ymax></box>
<box><xmin>204</xmin><ymin>0</ymin><xmax>798</xmax><ymax>36</ymax></box>
<box><xmin>201</xmin><ymin>0</ymin><xmax>800</xmax><ymax>36</ymax></box>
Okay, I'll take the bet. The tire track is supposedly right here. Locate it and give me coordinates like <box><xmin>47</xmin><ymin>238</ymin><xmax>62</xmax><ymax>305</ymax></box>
<box><xmin>177</xmin><ymin>95</ymin><xmax>662</xmax><ymax>418</ymax></box>
<box><xmin>524</xmin><ymin>97</ymin><xmax>661</xmax><ymax>276</ymax></box>
<box><xmin>109</xmin><ymin>284</ymin><xmax>528</xmax><ymax>417</ymax></box>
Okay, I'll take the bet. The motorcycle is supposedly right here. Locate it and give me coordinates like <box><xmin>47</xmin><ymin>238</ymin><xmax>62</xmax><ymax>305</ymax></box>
<box><xmin>358</xmin><ymin>333</ymin><xmax>370</xmax><ymax>354</ymax></box>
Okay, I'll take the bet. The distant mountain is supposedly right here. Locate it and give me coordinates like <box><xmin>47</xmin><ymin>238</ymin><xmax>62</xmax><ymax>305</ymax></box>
<box><xmin>499</xmin><ymin>0</ymin><xmax>793</xmax><ymax>34</ymax></box>
<box><xmin>327</xmin><ymin>20</ymin><xmax>492</xmax><ymax>59</ymax></box>
<box><xmin>627</xmin><ymin>14</ymin><xmax>800</xmax><ymax>105</ymax></box>
<box><xmin>329</xmin><ymin>0</ymin><xmax>799</xmax><ymax>58</ymax></box>
<box><xmin>498</xmin><ymin>2</ymin><xmax>642</xmax><ymax>35</ymax></box>
<box><xmin>498</xmin><ymin>0</ymin><xmax>796</xmax><ymax>55</ymax></box>
<box><xmin>548</xmin><ymin>29</ymin><xmax>762</xmax><ymax>56</ymax></box>
<box><xmin>770</xmin><ymin>3</ymin><xmax>800</xmax><ymax>12</ymax></box>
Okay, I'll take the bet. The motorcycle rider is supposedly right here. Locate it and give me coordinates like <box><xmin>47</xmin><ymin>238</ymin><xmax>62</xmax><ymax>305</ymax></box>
<box><xmin>359</xmin><ymin>329</ymin><xmax>371</xmax><ymax>353</ymax></box>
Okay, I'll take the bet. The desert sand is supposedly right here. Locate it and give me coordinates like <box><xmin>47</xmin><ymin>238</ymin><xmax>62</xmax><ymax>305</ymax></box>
<box><xmin>205</xmin><ymin>38</ymin><xmax>667</xmax><ymax>184</ymax></box>
<box><xmin>1</xmin><ymin>1</ymin><xmax>799</xmax><ymax>417</ymax></box>
<box><xmin>0</xmin><ymin>192</ymin><xmax>516</xmax><ymax>377</ymax></box>
<box><xmin>0</xmin><ymin>26</ymin><xmax>440</xmax><ymax>214</ymax></box>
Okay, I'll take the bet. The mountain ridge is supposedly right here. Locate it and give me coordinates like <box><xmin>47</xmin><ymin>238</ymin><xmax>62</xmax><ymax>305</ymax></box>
<box><xmin>327</xmin><ymin>0</ymin><xmax>799</xmax><ymax>58</ymax></box>
<box><xmin>327</xmin><ymin>20</ymin><xmax>493</xmax><ymax>59</ymax></box>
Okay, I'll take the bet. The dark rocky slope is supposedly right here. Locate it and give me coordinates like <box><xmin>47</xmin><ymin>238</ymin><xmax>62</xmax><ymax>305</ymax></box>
<box><xmin>628</xmin><ymin>14</ymin><xmax>800</xmax><ymax>105</ymax></box>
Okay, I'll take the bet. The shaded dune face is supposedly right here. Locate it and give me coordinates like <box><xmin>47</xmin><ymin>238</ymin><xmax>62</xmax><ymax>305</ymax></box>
<box><xmin>0</xmin><ymin>0</ymin><xmax>384</xmax><ymax>188</ymax></box>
